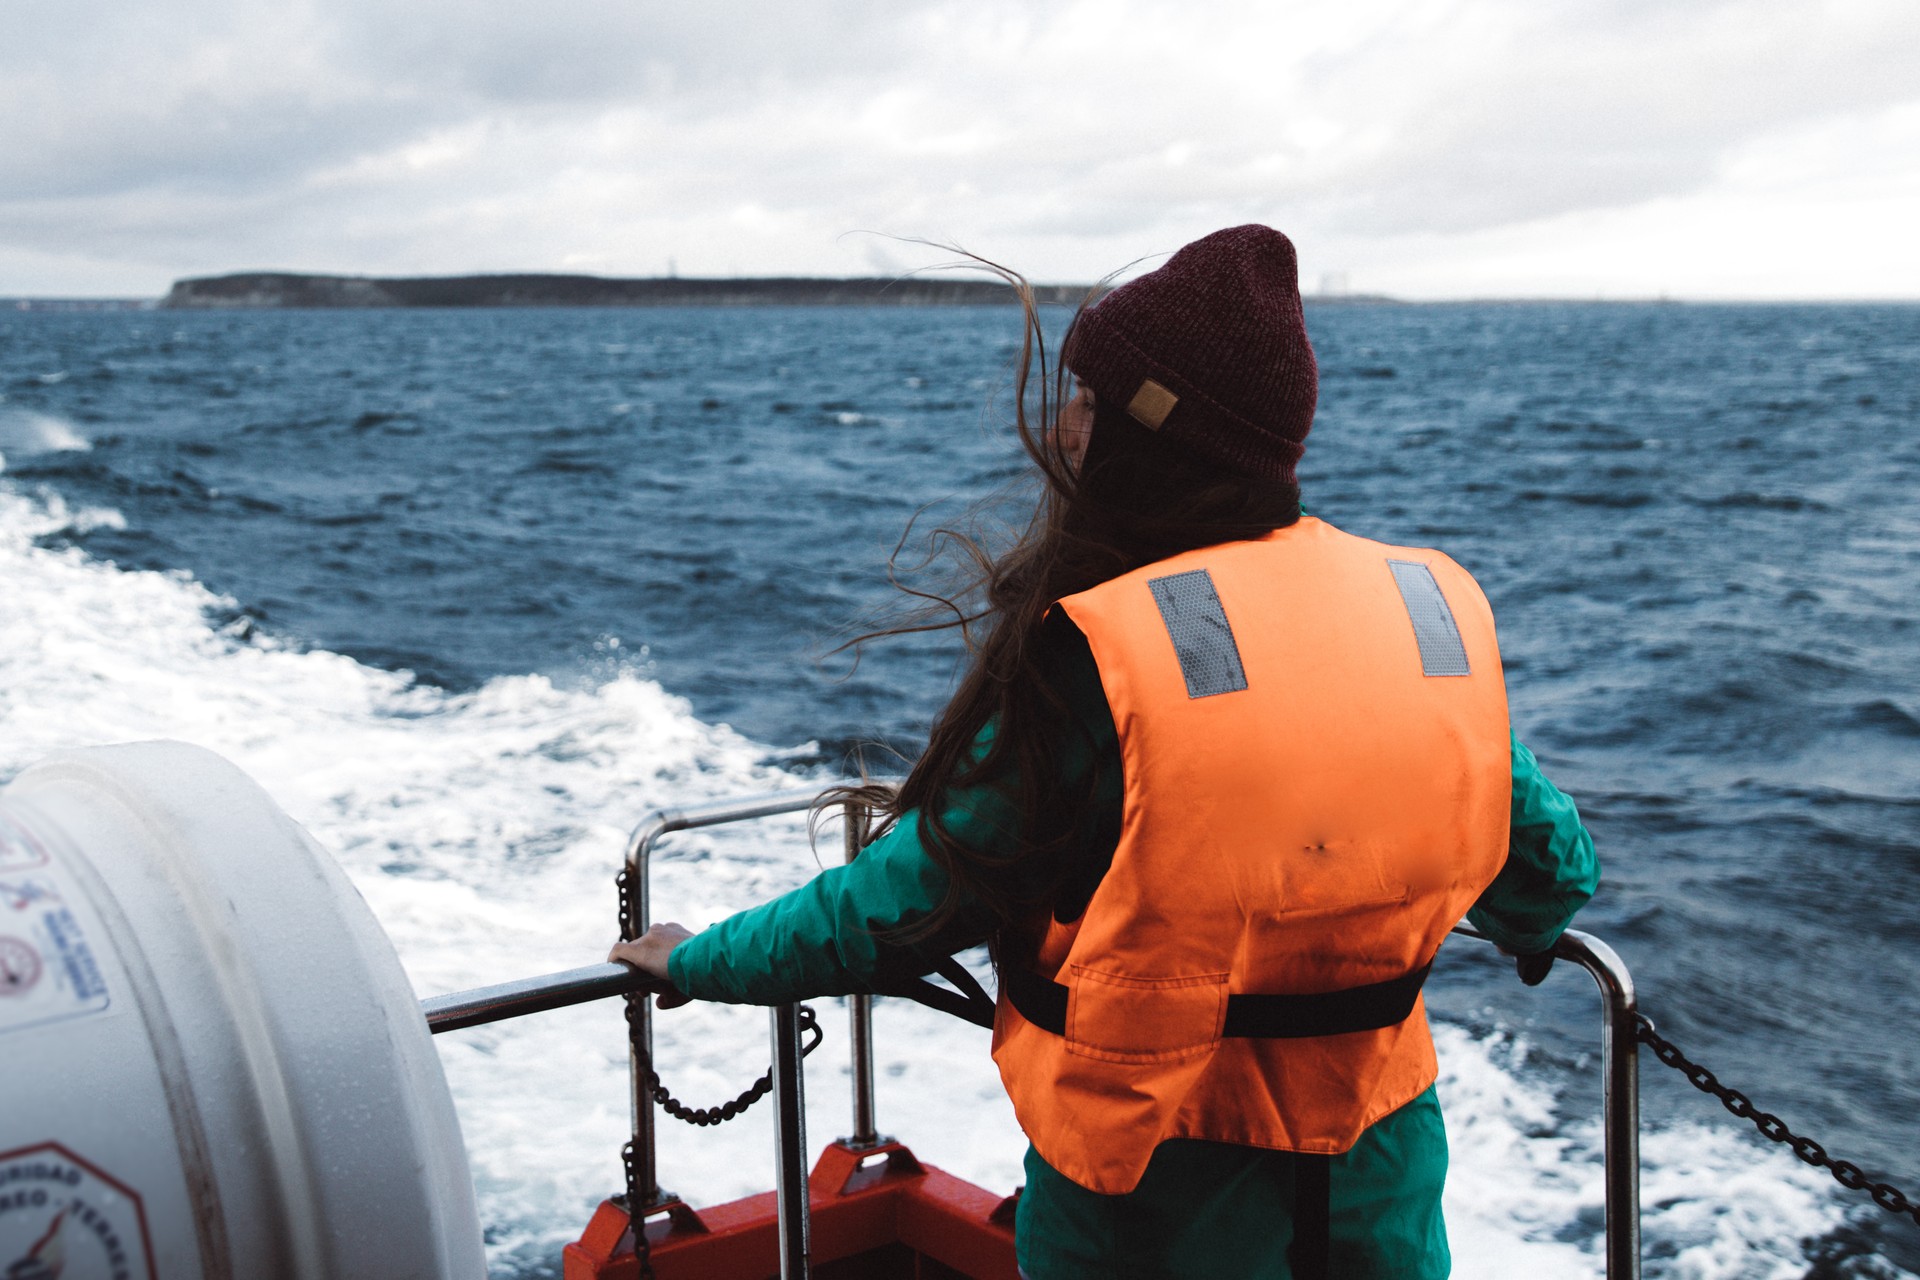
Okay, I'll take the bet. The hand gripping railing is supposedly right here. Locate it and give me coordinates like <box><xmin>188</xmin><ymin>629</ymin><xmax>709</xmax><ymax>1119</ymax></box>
<box><xmin>422</xmin><ymin>787</ymin><xmax>1644</xmax><ymax>1280</ymax></box>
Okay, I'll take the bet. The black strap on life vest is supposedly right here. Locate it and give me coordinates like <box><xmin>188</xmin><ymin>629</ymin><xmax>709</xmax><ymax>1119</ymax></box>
<box><xmin>1290</xmin><ymin>1153</ymin><xmax>1333</xmax><ymax>1280</ymax></box>
<box><xmin>882</xmin><ymin>955</ymin><xmax>997</xmax><ymax>1029</ymax></box>
<box><xmin>998</xmin><ymin>960</ymin><xmax>1433</xmax><ymax>1040</ymax></box>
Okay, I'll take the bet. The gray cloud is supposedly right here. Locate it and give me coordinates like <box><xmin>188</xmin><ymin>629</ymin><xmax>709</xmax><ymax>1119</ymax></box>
<box><xmin>1307</xmin><ymin>0</ymin><xmax>1920</xmax><ymax>233</ymax></box>
<box><xmin>2</xmin><ymin>0</ymin><xmax>1915</xmax><ymax>295</ymax></box>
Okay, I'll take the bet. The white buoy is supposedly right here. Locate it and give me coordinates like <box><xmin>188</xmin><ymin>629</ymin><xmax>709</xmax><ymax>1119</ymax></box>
<box><xmin>0</xmin><ymin>741</ymin><xmax>483</xmax><ymax>1280</ymax></box>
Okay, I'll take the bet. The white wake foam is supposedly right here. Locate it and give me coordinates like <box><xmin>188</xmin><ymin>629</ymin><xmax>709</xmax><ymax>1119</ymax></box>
<box><xmin>0</xmin><ymin>409</ymin><xmax>92</xmax><ymax>471</ymax></box>
<box><xmin>0</xmin><ymin>479</ymin><xmax>1898</xmax><ymax>1279</ymax></box>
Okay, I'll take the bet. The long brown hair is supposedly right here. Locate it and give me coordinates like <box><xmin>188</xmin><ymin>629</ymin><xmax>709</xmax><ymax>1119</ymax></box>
<box><xmin>824</xmin><ymin>258</ymin><xmax>1301</xmax><ymax>947</ymax></box>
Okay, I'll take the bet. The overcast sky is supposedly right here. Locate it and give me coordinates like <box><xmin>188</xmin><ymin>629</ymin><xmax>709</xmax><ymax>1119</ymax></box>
<box><xmin>4</xmin><ymin>0</ymin><xmax>1917</xmax><ymax>299</ymax></box>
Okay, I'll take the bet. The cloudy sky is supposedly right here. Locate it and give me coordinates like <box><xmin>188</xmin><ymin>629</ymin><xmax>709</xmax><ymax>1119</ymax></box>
<box><xmin>5</xmin><ymin>0</ymin><xmax>1917</xmax><ymax>299</ymax></box>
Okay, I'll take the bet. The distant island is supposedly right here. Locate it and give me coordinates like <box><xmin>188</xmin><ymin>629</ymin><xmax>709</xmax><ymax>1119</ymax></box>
<box><xmin>158</xmin><ymin>271</ymin><xmax>1398</xmax><ymax>309</ymax></box>
<box><xmin>7</xmin><ymin>297</ymin><xmax>151</xmax><ymax>312</ymax></box>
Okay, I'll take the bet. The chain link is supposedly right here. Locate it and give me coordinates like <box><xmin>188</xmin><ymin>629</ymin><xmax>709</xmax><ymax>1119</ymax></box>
<box><xmin>1634</xmin><ymin>1013</ymin><xmax>1919</xmax><ymax>1229</ymax></box>
<box><xmin>647</xmin><ymin>1005</ymin><xmax>824</xmax><ymax>1125</ymax></box>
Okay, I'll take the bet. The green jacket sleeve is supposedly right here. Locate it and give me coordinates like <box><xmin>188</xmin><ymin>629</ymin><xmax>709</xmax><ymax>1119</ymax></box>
<box><xmin>667</xmin><ymin>810</ymin><xmax>996</xmax><ymax>1003</ymax></box>
<box><xmin>1465</xmin><ymin>734</ymin><xmax>1600</xmax><ymax>954</ymax></box>
<box><xmin>670</xmin><ymin>621</ymin><xmax>1117</xmax><ymax>1005</ymax></box>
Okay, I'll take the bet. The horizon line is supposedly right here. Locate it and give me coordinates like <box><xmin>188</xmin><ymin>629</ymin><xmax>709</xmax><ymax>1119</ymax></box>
<box><xmin>9</xmin><ymin>290</ymin><xmax>1920</xmax><ymax>307</ymax></box>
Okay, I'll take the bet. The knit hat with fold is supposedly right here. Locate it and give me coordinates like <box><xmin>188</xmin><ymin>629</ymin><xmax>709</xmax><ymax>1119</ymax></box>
<box><xmin>1063</xmin><ymin>224</ymin><xmax>1318</xmax><ymax>485</ymax></box>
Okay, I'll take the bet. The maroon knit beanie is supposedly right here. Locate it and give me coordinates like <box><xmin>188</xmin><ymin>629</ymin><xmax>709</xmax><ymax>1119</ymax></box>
<box><xmin>1064</xmin><ymin>225</ymin><xmax>1317</xmax><ymax>485</ymax></box>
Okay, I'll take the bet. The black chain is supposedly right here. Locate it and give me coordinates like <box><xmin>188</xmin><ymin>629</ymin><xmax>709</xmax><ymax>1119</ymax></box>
<box><xmin>614</xmin><ymin>1140</ymin><xmax>652</xmax><ymax>1280</ymax></box>
<box><xmin>647</xmin><ymin>1005</ymin><xmax>824</xmax><ymax>1124</ymax></box>
<box><xmin>613</xmin><ymin>865</ymin><xmax>828</xmax><ymax>1275</ymax></box>
<box><xmin>1634</xmin><ymin>1013</ymin><xmax>1920</xmax><ymax>1228</ymax></box>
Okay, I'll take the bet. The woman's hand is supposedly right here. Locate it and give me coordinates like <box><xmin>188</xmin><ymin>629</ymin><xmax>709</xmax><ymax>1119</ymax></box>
<box><xmin>609</xmin><ymin>922</ymin><xmax>696</xmax><ymax>1010</ymax></box>
<box><xmin>1496</xmin><ymin>943</ymin><xmax>1556</xmax><ymax>987</ymax></box>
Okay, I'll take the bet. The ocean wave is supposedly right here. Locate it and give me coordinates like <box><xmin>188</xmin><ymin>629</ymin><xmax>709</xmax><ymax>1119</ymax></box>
<box><xmin>1696</xmin><ymin>492</ymin><xmax>1831</xmax><ymax>513</ymax></box>
<box><xmin>0</xmin><ymin>408</ymin><xmax>91</xmax><ymax>470</ymax></box>
<box><xmin>1850</xmin><ymin>698</ymin><xmax>1920</xmax><ymax>739</ymax></box>
<box><xmin>1436</xmin><ymin>1024</ymin><xmax>1877</xmax><ymax>1279</ymax></box>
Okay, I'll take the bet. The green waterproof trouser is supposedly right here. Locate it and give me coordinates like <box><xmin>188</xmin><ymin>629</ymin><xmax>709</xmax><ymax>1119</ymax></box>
<box><xmin>1015</xmin><ymin>1087</ymin><xmax>1451</xmax><ymax>1280</ymax></box>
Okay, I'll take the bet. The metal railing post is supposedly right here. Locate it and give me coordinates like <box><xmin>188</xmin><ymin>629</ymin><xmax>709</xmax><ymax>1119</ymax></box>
<box><xmin>843</xmin><ymin>799</ymin><xmax>881</xmax><ymax>1148</ymax></box>
<box><xmin>1452</xmin><ymin>923</ymin><xmax>1641</xmax><ymax>1279</ymax></box>
<box><xmin>771</xmin><ymin>1003</ymin><xmax>812</xmax><ymax>1279</ymax></box>
<box><xmin>624</xmin><ymin>810</ymin><xmax>676</xmax><ymax>1212</ymax></box>
<box><xmin>1556</xmin><ymin>928</ymin><xmax>1641</xmax><ymax>1280</ymax></box>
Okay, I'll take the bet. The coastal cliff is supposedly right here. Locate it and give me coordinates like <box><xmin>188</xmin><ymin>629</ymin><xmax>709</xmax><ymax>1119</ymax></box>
<box><xmin>159</xmin><ymin>272</ymin><xmax>1095</xmax><ymax>309</ymax></box>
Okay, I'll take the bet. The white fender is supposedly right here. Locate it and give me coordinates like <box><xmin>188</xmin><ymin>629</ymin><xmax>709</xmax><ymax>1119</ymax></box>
<box><xmin>0</xmin><ymin>741</ymin><xmax>484</xmax><ymax>1280</ymax></box>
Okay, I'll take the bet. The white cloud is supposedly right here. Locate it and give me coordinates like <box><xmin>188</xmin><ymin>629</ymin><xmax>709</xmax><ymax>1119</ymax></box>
<box><xmin>1</xmin><ymin>0</ymin><xmax>1916</xmax><ymax>297</ymax></box>
<box><xmin>1340</xmin><ymin>101</ymin><xmax>1920</xmax><ymax>298</ymax></box>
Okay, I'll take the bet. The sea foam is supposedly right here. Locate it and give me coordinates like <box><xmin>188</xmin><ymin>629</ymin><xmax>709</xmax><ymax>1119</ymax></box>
<box><xmin>0</xmin><ymin>409</ymin><xmax>91</xmax><ymax>472</ymax></box>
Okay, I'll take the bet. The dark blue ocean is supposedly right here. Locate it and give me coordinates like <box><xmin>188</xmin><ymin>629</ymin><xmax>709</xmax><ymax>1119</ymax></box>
<box><xmin>2</xmin><ymin>302</ymin><xmax>1916</xmax><ymax>1277</ymax></box>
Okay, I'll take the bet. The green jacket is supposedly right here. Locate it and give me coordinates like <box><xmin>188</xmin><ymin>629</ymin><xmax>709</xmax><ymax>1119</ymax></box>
<box><xmin>671</xmin><ymin>623</ymin><xmax>1597</xmax><ymax>1278</ymax></box>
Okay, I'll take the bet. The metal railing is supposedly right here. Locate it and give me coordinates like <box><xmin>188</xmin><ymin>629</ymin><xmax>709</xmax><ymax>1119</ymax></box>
<box><xmin>423</xmin><ymin>961</ymin><xmax>647</xmax><ymax>1034</ymax></box>
<box><xmin>618</xmin><ymin>784</ymin><xmax>879</xmax><ymax>1248</ymax></box>
<box><xmin>423</xmin><ymin>785</ymin><xmax>1644</xmax><ymax>1280</ymax></box>
<box><xmin>1453</xmin><ymin>922</ymin><xmax>1641</xmax><ymax>1278</ymax></box>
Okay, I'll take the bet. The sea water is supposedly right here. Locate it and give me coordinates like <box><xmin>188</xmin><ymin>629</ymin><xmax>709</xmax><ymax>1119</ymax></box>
<box><xmin>2</xmin><ymin>302</ymin><xmax>1916</xmax><ymax>1278</ymax></box>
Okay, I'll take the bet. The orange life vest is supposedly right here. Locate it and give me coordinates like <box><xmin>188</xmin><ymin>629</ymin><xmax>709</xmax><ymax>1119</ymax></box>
<box><xmin>989</xmin><ymin>515</ymin><xmax>1511</xmax><ymax>1195</ymax></box>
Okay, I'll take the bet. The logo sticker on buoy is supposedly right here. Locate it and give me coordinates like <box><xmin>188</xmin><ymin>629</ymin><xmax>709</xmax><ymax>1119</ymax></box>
<box><xmin>0</xmin><ymin>1144</ymin><xmax>156</xmax><ymax>1280</ymax></box>
<box><xmin>0</xmin><ymin>814</ymin><xmax>49</xmax><ymax>875</ymax></box>
<box><xmin>0</xmin><ymin>816</ymin><xmax>113</xmax><ymax>1037</ymax></box>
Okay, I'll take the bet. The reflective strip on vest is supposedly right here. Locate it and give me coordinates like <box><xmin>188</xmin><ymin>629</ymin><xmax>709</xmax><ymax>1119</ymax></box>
<box><xmin>992</xmin><ymin>516</ymin><xmax>1511</xmax><ymax>1195</ymax></box>
<box><xmin>1387</xmin><ymin>558</ymin><xmax>1472</xmax><ymax>676</ymax></box>
<box><xmin>1147</xmin><ymin>569</ymin><xmax>1248</xmax><ymax>698</ymax></box>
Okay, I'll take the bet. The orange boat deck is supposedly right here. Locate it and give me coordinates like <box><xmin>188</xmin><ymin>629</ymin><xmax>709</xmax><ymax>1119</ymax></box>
<box><xmin>564</xmin><ymin>1140</ymin><xmax>1019</xmax><ymax>1280</ymax></box>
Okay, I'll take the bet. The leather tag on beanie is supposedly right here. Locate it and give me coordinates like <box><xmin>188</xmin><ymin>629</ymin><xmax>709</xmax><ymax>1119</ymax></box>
<box><xmin>1127</xmin><ymin>379</ymin><xmax>1179</xmax><ymax>430</ymax></box>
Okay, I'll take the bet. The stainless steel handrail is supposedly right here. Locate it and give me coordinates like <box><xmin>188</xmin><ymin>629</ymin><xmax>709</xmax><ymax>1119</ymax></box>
<box><xmin>620</xmin><ymin>785</ymin><xmax>883</xmax><ymax>1211</ymax></box>
<box><xmin>423</xmin><ymin>788</ymin><xmax>1642</xmax><ymax>1279</ymax></box>
<box><xmin>841</xmin><ymin>802</ymin><xmax>884</xmax><ymax>1149</ymax></box>
<box><xmin>771</xmin><ymin>1003</ymin><xmax>812</xmax><ymax>1279</ymax></box>
<box><xmin>423</xmin><ymin>962</ymin><xmax>649</xmax><ymax>1034</ymax></box>
<box><xmin>1449</xmin><ymin>923</ymin><xmax>1642</xmax><ymax>1280</ymax></box>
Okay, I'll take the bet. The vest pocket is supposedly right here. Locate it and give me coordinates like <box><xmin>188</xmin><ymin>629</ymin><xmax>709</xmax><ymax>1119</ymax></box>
<box><xmin>1065</xmin><ymin>967</ymin><xmax>1228</xmax><ymax>1064</ymax></box>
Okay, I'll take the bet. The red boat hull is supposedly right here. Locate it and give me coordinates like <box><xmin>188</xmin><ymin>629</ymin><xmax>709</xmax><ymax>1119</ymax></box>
<box><xmin>565</xmin><ymin>1141</ymin><xmax>1019</xmax><ymax>1279</ymax></box>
